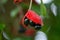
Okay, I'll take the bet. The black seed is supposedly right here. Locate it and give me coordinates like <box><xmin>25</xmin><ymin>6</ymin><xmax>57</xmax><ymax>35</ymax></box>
<box><xmin>24</xmin><ymin>17</ymin><xmax>29</xmax><ymax>26</ymax></box>
<box><xmin>35</xmin><ymin>25</ymin><xmax>41</xmax><ymax>30</ymax></box>
<box><xmin>29</xmin><ymin>20</ymin><xmax>35</xmax><ymax>27</ymax></box>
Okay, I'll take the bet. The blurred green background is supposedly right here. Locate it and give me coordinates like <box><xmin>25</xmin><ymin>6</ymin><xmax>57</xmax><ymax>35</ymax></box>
<box><xmin>0</xmin><ymin>0</ymin><xmax>60</xmax><ymax>40</ymax></box>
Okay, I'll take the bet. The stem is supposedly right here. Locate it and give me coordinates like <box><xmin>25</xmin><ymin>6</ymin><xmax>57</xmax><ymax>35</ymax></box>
<box><xmin>28</xmin><ymin>0</ymin><xmax>32</xmax><ymax>10</ymax></box>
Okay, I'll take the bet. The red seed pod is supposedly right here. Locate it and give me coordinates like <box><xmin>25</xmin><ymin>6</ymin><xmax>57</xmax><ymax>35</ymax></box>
<box><xmin>14</xmin><ymin>0</ymin><xmax>23</xmax><ymax>4</ymax></box>
<box><xmin>25</xmin><ymin>29</ymin><xmax>35</xmax><ymax>36</ymax></box>
<box><xmin>21</xmin><ymin>10</ymin><xmax>43</xmax><ymax>28</ymax></box>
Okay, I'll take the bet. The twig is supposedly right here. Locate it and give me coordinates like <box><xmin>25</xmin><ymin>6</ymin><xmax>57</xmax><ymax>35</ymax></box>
<box><xmin>28</xmin><ymin>0</ymin><xmax>32</xmax><ymax>10</ymax></box>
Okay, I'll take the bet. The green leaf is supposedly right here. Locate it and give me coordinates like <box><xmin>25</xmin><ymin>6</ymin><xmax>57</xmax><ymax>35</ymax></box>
<box><xmin>20</xmin><ymin>3</ymin><xmax>29</xmax><ymax>9</ymax></box>
<box><xmin>10</xmin><ymin>7</ymin><xmax>20</xmax><ymax>18</ymax></box>
<box><xmin>40</xmin><ymin>0</ymin><xmax>47</xmax><ymax>18</ymax></box>
<box><xmin>13</xmin><ymin>38</ymin><xmax>21</xmax><ymax>40</ymax></box>
<box><xmin>0</xmin><ymin>24</ymin><xmax>5</xmax><ymax>30</ymax></box>
<box><xmin>22</xmin><ymin>36</ymin><xmax>32</xmax><ymax>40</ymax></box>
<box><xmin>40</xmin><ymin>4</ymin><xmax>47</xmax><ymax>17</ymax></box>
<box><xmin>32</xmin><ymin>4</ymin><xmax>40</xmax><ymax>15</ymax></box>
<box><xmin>0</xmin><ymin>0</ymin><xmax>8</xmax><ymax>5</ymax></box>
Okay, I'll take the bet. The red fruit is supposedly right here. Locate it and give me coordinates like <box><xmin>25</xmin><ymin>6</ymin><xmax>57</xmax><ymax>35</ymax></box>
<box><xmin>25</xmin><ymin>29</ymin><xmax>35</xmax><ymax>36</ymax></box>
<box><xmin>14</xmin><ymin>0</ymin><xmax>23</xmax><ymax>4</ymax></box>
